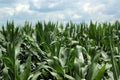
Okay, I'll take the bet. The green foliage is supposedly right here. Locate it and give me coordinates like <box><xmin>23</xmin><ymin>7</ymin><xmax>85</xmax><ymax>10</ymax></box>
<box><xmin>0</xmin><ymin>21</ymin><xmax>120</xmax><ymax>80</ymax></box>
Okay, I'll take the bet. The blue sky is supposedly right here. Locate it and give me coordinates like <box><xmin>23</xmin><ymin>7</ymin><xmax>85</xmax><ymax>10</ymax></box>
<box><xmin>0</xmin><ymin>0</ymin><xmax>120</xmax><ymax>25</ymax></box>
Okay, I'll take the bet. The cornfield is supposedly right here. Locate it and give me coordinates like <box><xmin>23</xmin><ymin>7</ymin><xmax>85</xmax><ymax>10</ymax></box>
<box><xmin>0</xmin><ymin>21</ymin><xmax>120</xmax><ymax>80</ymax></box>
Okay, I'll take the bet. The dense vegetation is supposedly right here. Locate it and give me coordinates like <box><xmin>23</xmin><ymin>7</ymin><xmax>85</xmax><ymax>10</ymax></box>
<box><xmin>0</xmin><ymin>21</ymin><xmax>120</xmax><ymax>80</ymax></box>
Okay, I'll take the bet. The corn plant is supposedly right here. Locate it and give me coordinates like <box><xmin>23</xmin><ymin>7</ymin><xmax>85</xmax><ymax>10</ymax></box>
<box><xmin>0</xmin><ymin>21</ymin><xmax>120</xmax><ymax>80</ymax></box>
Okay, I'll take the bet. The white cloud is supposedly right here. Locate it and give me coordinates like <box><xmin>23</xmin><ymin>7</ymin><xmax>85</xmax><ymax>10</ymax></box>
<box><xmin>83</xmin><ymin>2</ymin><xmax>105</xmax><ymax>14</ymax></box>
<box><xmin>57</xmin><ymin>14</ymin><xmax>65</xmax><ymax>19</ymax></box>
<box><xmin>73</xmin><ymin>14</ymin><xmax>82</xmax><ymax>19</ymax></box>
<box><xmin>0</xmin><ymin>7</ymin><xmax>14</xmax><ymax>17</ymax></box>
<box><xmin>15</xmin><ymin>4</ymin><xmax>31</xmax><ymax>13</ymax></box>
<box><xmin>93</xmin><ymin>13</ymin><xmax>117</xmax><ymax>22</ymax></box>
<box><xmin>30</xmin><ymin>0</ymin><xmax>63</xmax><ymax>10</ymax></box>
<box><xmin>31</xmin><ymin>0</ymin><xmax>42</xmax><ymax>9</ymax></box>
<box><xmin>48</xmin><ymin>3</ymin><xmax>59</xmax><ymax>8</ymax></box>
<box><xmin>41</xmin><ymin>12</ymin><xmax>65</xmax><ymax>22</ymax></box>
<box><xmin>0</xmin><ymin>0</ymin><xmax>120</xmax><ymax>25</ymax></box>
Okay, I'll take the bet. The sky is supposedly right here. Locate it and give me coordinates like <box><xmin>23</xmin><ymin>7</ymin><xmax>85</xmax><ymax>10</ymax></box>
<box><xmin>0</xmin><ymin>0</ymin><xmax>120</xmax><ymax>25</ymax></box>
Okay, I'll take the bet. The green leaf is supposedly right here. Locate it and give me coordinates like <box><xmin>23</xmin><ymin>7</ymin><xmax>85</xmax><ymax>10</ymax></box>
<box><xmin>31</xmin><ymin>72</ymin><xmax>41</xmax><ymax>80</ymax></box>
<box><xmin>94</xmin><ymin>65</ymin><xmax>106</xmax><ymax>80</ymax></box>
<box><xmin>86</xmin><ymin>63</ymin><xmax>97</xmax><ymax>80</ymax></box>
<box><xmin>3</xmin><ymin>66</ymin><xmax>10</xmax><ymax>80</ymax></box>
<box><xmin>65</xmin><ymin>74</ymin><xmax>75</xmax><ymax>80</ymax></box>
<box><xmin>20</xmin><ymin>55</ymin><xmax>31</xmax><ymax>80</ymax></box>
<box><xmin>50</xmin><ymin>72</ymin><xmax>62</xmax><ymax>80</ymax></box>
<box><xmin>59</xmin><ymin>47</ymin><xmax>68</xmax><ymax>67</ymax></box>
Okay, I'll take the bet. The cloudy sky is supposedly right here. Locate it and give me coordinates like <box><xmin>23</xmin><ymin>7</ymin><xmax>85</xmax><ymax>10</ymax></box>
<box><xmin>0</xmin><ymin>0</ymin><xmax>120</xmax><ymax>25</ymax></box>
